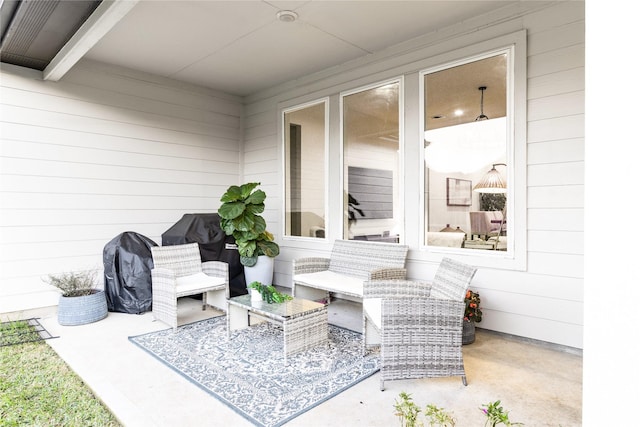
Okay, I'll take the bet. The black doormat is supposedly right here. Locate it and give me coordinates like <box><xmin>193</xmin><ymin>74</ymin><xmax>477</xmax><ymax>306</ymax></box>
<box><xmin>0</xmin><ymin>318</ymin><xmax>58</xmax><ymax>347</ymax></box>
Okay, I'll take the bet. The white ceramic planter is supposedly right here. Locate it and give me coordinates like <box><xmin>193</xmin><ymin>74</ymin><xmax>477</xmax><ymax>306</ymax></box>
<box><xmin>250</xmin><ymin>289</ymin><xmax>262</xmax><ymax>302</ymax></box>
<box><xmin>244</xmin><ymin>255</ymin><xmax>275</xmax><ymax>287</ymax></box>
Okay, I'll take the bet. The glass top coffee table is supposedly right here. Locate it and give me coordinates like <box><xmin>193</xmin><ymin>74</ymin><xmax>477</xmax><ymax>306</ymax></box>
<box><xmin>227</xmin><ymin>294</ymin><xmax>328</xmax><ymax>362</ymax></box>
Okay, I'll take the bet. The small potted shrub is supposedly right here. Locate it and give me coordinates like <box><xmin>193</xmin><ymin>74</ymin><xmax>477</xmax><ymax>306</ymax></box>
<box><xmin>463</xmin><ymin>289</ymin><xmax>483</xmax><ymax>344</ymax></box>
<box><xmin>45</xmin><ymin>269</ymin><xmax>108</xmax><ymax>326</ymax></box>
<box><xmin>218</xmin><ymin>182</ymin><xmax>280</xmax><ymax>286</ymax></box>
<box><xmin>248</xmin><ymin>281</ymin><xmax>292</xmax><ymax>304</ymax></box>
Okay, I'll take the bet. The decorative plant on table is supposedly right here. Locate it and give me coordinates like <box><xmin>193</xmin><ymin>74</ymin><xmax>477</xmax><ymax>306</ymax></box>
<box><xmin>248</xmin><ymin>281</ymin><xmax>292</xmax><ymax>304</ymax></box>
<box><xmin>218</xmin><ymin>182</ymin><xmax>280</xmax><ymax>267</ymax></box>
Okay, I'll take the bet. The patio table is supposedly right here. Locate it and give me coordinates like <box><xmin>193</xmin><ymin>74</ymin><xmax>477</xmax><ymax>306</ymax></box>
<box><xmin>227</xmin><ymin>294</ymin><xmax>328</xmax><ymax>362</ymax></box>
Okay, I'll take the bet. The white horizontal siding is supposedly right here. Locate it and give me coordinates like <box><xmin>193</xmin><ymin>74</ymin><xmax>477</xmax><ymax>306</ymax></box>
<box><xmin>0</xmin><ymin>61</ymin><xmax>242</xmax><ymax>310</ymax></box>
<box><xmin>529</xmin><ymin>230</ymin><xmax>583</xmax><ymax>255</ymax></box>
<box><xmin>528</xmin><ymin>137</ymin><xmax>584</xmax><ymax>164</ymax></box>
<box><xmin>246</xmin><ymin>1</ymin><xmax>585</xmax><ymax>348</ymax></box>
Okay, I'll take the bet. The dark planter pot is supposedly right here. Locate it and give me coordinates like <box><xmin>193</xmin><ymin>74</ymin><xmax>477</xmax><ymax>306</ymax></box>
<box><xmin>58</xmin><ymin>290</ymin><xmax>108</xmax><ymax>326</ymax></box>
<box><xmin>462</xmin><ymin>320</ymin><xmax>476</xmax><ymax>345</ymax></box>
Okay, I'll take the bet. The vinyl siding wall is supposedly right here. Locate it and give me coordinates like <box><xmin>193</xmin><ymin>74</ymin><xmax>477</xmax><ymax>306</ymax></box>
<box><xmin>245</xmin><ymin>1</ymin><xmax>584</xmax><ymax>348</ymax></box>
<box><xmin>0</xmin><ymin>60</ymin><xmax>242</xmax><ymax>312</ymax></box>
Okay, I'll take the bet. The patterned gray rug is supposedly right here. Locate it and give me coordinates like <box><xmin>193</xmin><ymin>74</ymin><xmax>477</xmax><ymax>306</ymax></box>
<box><xmin>129</xmin><ymin>315</ymin><xmax>379</xmax><ymax>427</ymax></box>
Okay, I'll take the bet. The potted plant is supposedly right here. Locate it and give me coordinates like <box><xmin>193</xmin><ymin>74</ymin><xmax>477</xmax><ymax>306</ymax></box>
<box><xmin>248</xmin><ymin>281</ymin><xmax>292</xmax><ymax>304</ymax></box>
<box><xmin>463</xmin><ymin>289</ymin><xmax>483</xmax><ymax>344</ymax></box>
<box><xmin>218</xmin><ymin>182</ymin><xmax>280</xmax><ymax>286</ymax></box>
<box><xmin>45</xmin><ymin>269</ymin><xmax>108</xmax><ymax>326</ymax></box>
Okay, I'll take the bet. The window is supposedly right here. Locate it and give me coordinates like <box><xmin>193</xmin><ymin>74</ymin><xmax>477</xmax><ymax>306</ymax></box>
<box><xmin>422</xmin><ymin>50</ymin><xmax>513</xmax><ymax>253</ymax></box>
<box><xmin>281</xmin><ymin>30</ymin><xmax>526</xmax><ymax>269</ymax></box>
<box><xmin>342</xmin><ymin>80</ymin><xmax>402</xmax><ymax>243</ymax></box>
<box><xmin>283</xmin><ymin>100</ymin><xmax>327</xmax><ymax>239</ymax></box>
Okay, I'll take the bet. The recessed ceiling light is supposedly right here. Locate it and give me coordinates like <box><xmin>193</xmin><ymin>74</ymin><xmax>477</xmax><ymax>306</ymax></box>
<box><xmin>277</xmin><ymin>10</ymin><xmax>298</xmax><ymax>22</ymax></box>
<box><xmin>454</xmin><ymin>109</ymin><xmax>464</xmax><ymax>116</ymax></box>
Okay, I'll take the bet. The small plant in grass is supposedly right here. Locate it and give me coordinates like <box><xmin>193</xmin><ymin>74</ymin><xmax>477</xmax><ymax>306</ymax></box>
<box><xmin>424</xmin><ymin>404</ymin><xmax>456</xmax><ymax>427</ymax></box>
<box><xmin>394</xmin><ymin>392</ymin><xmax>423</xmax><ymax>427</ymax></box>
<box><xmin>248</xmin><ymin>281</ymin><xmax>292</xmax><ymax>304</ymax></box>
<box><xmin>481</xmin><ymin>400</ymin><xmax>524</xmax><ymax>426</ymax></box>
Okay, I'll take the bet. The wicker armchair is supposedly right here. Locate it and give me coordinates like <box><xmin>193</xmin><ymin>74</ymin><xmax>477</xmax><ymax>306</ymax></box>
<box><xmin>150</xmin><ymin>243</ymin><xmax>228</xmax><ymax>330</ymax></box>
<box><xmin>362</xmin><ymin>257</ymin><xmax>477</xmax><ymax>390</ymax></box>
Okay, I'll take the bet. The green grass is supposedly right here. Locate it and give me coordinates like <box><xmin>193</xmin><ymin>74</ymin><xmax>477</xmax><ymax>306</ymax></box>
<box><xmin>0</xmin><ymin>322</ymin><xmax>121</xmax><ymax>427</ymax></box>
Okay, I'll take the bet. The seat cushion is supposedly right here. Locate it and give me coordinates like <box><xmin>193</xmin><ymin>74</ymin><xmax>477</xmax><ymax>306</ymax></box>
<box><xmin>293</xmin><ymin>270</ymin><xmax>365</xmax><ymax>298</ymax></box>
<box><xmin>363</xmin><ymin>298</ymin><xmax>382</xmax><ymax>329</ymax></box>
<box><xmin>175</xmin><ymin>272</ymin><xmax>226</xmax><ymax>297</ymax></box>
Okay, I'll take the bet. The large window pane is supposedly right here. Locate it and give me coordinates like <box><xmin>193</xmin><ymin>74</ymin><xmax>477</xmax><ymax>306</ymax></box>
<box><xmin>342</xmin><ymin>81</ymin><xmax>402</xmax><ymax>243</ymax></box>
<box><xmin>423</xmin><ymin>53</ymin><xmax>510</xmax><ymax>251</ymax></box>
<box><xmin>284</xmin><ymin>101</ymin><xmax>326</xmax><ymax>238</ymax></box>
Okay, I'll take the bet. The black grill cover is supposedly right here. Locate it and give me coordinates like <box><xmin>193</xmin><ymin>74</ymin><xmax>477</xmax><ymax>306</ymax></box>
<box><xmin>103</xmin><ymin>232</ymin><xmax>157</xmax><ymax>314</ymax></box>
<box><xmin>161</xmin><ymin>213</ymin><xmax>246</xmax><ymax>297</ymax></box>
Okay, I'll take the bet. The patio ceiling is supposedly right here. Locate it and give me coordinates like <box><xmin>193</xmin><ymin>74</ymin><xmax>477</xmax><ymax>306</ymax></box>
<box><xmin>0</xmin><ymin>0</ymin><xmax>518</xmax><ymax>98</ymax></box>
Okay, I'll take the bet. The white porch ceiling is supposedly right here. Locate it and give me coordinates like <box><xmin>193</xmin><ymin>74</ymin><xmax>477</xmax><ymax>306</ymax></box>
<box><xmin>81</xmin><ymin>0</ymin><xmax>517</xmax><ymax>97</ymax></box>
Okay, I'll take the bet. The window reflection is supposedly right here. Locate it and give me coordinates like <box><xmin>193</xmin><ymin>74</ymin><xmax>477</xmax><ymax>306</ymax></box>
<box><xmin>283</xmin><ymin>101</ymin><xmax>326</xmax><ymax>238</ymax></box>
<box><xmin>423</xmin><ymin>54</ymin><xmax>509</xmax><ymax>251</ymax></box>
<box><xmin>343</xmin><ymin>81</ymin><xmax>402</xmax><ymax>243</ymax></box>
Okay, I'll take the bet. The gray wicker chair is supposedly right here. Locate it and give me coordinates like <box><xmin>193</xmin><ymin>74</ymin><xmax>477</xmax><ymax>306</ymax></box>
<box><xmin>150</xmin><ymin>243</ymin><xmax>228</xmax><ymax>330</ymax></box>
<box><xmin>363</xmin><ymin>257</ymin><xmax>478</xmax><ymax>390</ymax></box>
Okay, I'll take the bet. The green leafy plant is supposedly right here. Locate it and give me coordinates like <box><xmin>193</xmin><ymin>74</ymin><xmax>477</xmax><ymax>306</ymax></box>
<box><xmin>44</xmin><ymin>269</ymin><xmax>98</xmax><ymax>297</ymax></box>
<box><xmin>465</xmin><ymin>289</ymin><xmax>483</xmax><ymax>323</ymax></box>
<box><xmin>218</xmin><ymin>182</ymin><xmax>280</xmax><ymax>267</ymax></box>
<box><xmin>424</xmin><ymin>404</ymin><xmax>456</xmax><ymax>427</ymax></box>
<box><xmin>481</xmin><ymin>400</ymin><xmax>523</xmax><ymax>426</ymax></box>
<box><xmin>395</xmin><ymin>393</ymin><xmax>523</xmax><ymax>427</ymax></box>
<box><xmin>248</xmin><ymin>281</ymin><xmax>292</xmax><ymax>304</ymax></box>
<box><xmin>394</xmin><ymin>392</ymin><xmax>423</xmax><ymax>427</ymax></box>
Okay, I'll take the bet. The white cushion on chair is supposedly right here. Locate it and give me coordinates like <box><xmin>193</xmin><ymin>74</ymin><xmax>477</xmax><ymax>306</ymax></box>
<box><xmin>294</xmin><ymin>270</ymin><xmax>364</xmax><ymax>297</ymax></box>
<box><xmin>363</xmin><ymin>298</ymin><xmax>382</xmax><ymax>329</ymax></box>
<box><xmin>175</xmin><ymin>272</ymin><xmax>226</xmax><ymax>297</ymax></box>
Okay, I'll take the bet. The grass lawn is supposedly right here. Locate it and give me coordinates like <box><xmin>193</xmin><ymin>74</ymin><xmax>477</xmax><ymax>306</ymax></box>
<box><xmin>0</xmin><ymin>321</ymin><xmax>121</xmax><ymax>426</ymax></box>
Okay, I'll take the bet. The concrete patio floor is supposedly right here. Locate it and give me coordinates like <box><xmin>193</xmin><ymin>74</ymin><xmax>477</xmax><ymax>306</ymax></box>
<box><xmin>33</xmin><ymin>298</ymin><xmax>582</xmax><ymax>426</ymax></box>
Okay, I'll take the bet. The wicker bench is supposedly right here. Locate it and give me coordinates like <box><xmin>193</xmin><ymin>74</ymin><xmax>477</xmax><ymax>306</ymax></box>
<box><xmin>292</xmin><ymin>239</ymin><xmax>409</xmax><ymax>303</ymax></box>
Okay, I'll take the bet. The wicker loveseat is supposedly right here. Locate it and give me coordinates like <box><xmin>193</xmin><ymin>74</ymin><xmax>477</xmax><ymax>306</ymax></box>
<box><xmin>292</xmin><ymin>239</ymin><xmax>409</xmax><ymax>303</ymax></box>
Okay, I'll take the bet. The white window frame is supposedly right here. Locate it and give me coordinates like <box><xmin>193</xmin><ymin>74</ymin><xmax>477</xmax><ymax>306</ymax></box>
<box><xmin>339</xmin><ymin>77</ymin><xmax>405</xmax><ymax>244</ymax></box>
<box><xmin>418</xmin><ymin>31</ymin><xmax>527</xmax><ymax>271</ymax></box>
<box><xmin>280</xmin><ymin>97</ymin><xmax>330</xmax><ymax>242</ymax></box>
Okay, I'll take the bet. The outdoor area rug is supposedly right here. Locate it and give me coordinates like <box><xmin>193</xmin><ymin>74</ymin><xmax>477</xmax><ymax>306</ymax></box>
<box><xmin>129</xmin><ymin>315</ymin><xmax>379</xmax><ymax>427</ymax></box>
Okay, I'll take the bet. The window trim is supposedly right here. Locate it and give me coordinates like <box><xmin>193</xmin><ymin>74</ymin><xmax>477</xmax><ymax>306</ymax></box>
<box><xmin>280</xmin><ymin>97</ymin><xmax>330</xmax><ymax>242</ymax></box>
<box><xmin>339</xmin><ymin>77</ymin><xmax>405</xmax><ymax>243</ymax></box>
<box><xmin>417</xmin><ymin>31</ymin><xmax>527</xmax><ymax>271</ymax></box>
